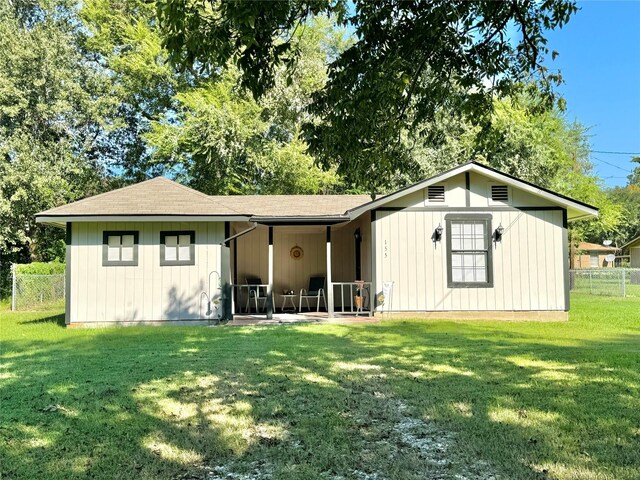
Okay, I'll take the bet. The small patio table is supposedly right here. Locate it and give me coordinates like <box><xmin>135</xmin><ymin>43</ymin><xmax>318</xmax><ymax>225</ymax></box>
<box><xmin>280</xmin><ymin>294</ymin><xmax>297</xmax><ymax>313</ymax></box>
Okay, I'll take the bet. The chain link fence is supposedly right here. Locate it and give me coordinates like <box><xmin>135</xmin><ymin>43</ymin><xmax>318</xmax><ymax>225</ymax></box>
<box><xmin>11</xmin><ymin>265</ymin><xmax>66</xmax><ymax>311</ymax></box>
<box><xmin>569</xmin><ymin>269</ymin><xmax>640</xmax><ymax>297</ymax></box>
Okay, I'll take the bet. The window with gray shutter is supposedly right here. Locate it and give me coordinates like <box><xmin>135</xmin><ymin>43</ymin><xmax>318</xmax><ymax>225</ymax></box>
<box><xmin>491</xmin><ymin>185</ymin><xmax>509</xmax><ymax>202</ymax></box>
<box><xmin>427</xmin><ymin>185</ymin><xmax>445</xmax><ymax>202</ymax></box>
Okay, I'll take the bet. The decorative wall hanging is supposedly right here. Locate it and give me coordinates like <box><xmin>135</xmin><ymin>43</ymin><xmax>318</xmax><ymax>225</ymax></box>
<box><xmin>290</xmin><ymin>245</ymin><xmax>304</xmax><ymax>260</ymax></box>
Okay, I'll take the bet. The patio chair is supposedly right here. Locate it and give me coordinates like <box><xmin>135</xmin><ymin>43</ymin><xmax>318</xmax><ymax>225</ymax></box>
<box><xmin>245</xmin><ymin>277</ymin><xmax>271</xmax><ymax>313</ymax></box>
<box><xmin>299</xmin><ymin>276</ymin><xmax>327</xmax><ymax>312</ymax></box>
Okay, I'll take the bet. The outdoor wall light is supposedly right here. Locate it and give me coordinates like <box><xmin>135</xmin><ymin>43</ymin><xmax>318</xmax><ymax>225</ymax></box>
<box><xmin>354</xmin><ymin>228</ymin><xmax>362</xmax><ymax>242</ymax></box>
<box><xmin>494</xmin><ymin>224</ymin><xmax>505</xmax><ymax>243</ymax></box>
<box><xmin>432</xmin><ymin>224</ymin><xmax>444</xmax><ymax>243</ymax></box>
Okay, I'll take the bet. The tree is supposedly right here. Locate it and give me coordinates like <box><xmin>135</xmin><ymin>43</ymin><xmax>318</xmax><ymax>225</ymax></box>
<box><xmin>395</xmin><ymin>89</ymin><xmax>623</xmax><ymax>238</ymax></box>
<box><xmin>607</xmin><ymin>157</ymin><xmax>640</xmax><ymax>246</ymax></box>
<box><xmin>627</xmin><ymin>156</ymin><xmax>640</xmax><ymax>186</ymax></box>
<box><xmin>144</xmin><ymin>17</ymin><xmax>345</xmax><ymax>194</ymax></box>
<box><xmin>80</xmin><ymin>0</ymin><xmax>187</xmax><ymax>181</ymax></box>
<box><xmin>0</xmin><ymin>0</ymin><xmax>110</xmax><ymax>262</ymax></box>
<box><xmin>156</xmin><ymin>0</ymin><xmax>578</xmax><ymax>192</ymax></box>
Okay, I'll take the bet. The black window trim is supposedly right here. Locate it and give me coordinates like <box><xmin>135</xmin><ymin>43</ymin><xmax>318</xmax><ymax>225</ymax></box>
<box><xmin>102</xmin><ymin>230</ymin><xmax>139</xmax><ymax>267</ymax></box>
<box><xmin>160</xmin><ymin>230</ymin><xmax>196</xmax><ymax>266</ymax></box>
<box><xmin>445</xmin><ymin>214</ymin><xmax>493</xmax><ymax>288</ymax></box>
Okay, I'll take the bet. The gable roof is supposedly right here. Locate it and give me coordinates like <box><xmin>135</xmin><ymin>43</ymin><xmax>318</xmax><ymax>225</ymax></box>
<box><xmin>37</xmin><ymin>177</ymin><xmax>245</xmax><ymax>218</ymax></box>
<box><xmin>622</xmin><ymin>235</ymin><xmax>640</xmax><ymax>251</ymax></box>
<box><xmin>347</xmin><ymin>161</ymin><xmax>599</xmax><ymax>221</ymax></box>
<box><xmin>36</xmin><ymin>161</ymin><xmax>599</xmax><ymax>225</ymax></box>
<box><xmin>576</xmin><ymin>242</ymin><xmax>619</xmax><ymax>252</ymax></box>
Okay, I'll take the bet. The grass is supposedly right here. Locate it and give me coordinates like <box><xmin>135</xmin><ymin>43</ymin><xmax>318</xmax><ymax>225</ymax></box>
<box><xmin>1</xmin><ymin>296</ymin><xmax>639</xmax><ymax>480</ymax></box>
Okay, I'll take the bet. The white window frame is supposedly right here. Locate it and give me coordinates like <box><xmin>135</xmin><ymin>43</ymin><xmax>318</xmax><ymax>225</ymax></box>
<box><xmin>102</xmin><ymin>231</ymin><xmax>139</xmax><ymax>266</ymax></box>
<box><xmin>445</xmin><ymin>214</ymin><xmax>493</xmax><ymax>288</ymax></box>
<box><xmin>160</xmin><ymin>230</ymin><xmax>195</xmax><ymax>266</ymax></box>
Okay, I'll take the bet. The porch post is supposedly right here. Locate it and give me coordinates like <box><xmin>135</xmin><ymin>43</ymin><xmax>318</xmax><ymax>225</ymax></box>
<box><xmin>326</xmin><ymin>226</ymin><xmax>334</xmax><ymax>318</ymax></box>
<box><xmin>370</xmin><ymin>210</ymin><xmax>377</xmax><ymax>315</ymax></box>
<box><xmin>267</xmin><ymin>226</ymin><xmax>274</xmax><ymax>319</ymax></box>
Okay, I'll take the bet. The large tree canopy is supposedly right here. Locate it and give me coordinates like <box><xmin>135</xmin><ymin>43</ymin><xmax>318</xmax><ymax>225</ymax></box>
<box><xmin>0</xmin><ymin>0</ymin><xmax>110</xmax><ymax>260</ymax></box>
<box><xmin>156</xmin><ymin>0</ymin><xmax>578</xmax><ymax>191</ymax></box>
<box><xmin>0</xmin><ymin>0</ymin><xmax>625</xmax><ymax>293</ymax></box>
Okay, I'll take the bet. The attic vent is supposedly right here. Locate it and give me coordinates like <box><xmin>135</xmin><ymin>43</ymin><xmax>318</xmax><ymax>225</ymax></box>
<box><xmin>491</xmin><ymin>185</ymin><xmax>509</xmax><ymax>202</ymax></box>
<box><xmin>427</xmin><ymin>185</ymin><xmax>445</xmax><ymax>202</ymax></box>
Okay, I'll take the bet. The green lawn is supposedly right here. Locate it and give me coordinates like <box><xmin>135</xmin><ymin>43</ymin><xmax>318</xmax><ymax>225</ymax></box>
<box><xmin>1</xmin><ymin>296</ymin><xmax>639</xmax><ymax>480</ymax></box>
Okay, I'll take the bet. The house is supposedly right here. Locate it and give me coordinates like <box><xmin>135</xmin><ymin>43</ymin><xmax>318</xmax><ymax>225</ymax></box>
<box><xmin>621</xmin><ymin>235</ymin><xmax>640</xmax><ymax>268</ymax></box>
<box><xmin>36</xmin><ymin>162</ymin><xmax>598</xmax><ymax>326</ymax></box>
<box><xmin>571</xmin><ymin>242</ymin><xmax>619</xmax><ymax>269</ymax></box>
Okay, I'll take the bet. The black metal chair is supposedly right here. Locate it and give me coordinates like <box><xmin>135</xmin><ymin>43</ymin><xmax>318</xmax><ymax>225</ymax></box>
<box><xmin>245</xmin><ymin>277</ymin><xmax>270</xmax><ymax>313</ymax></box>
<box><xmin>299</xmin><ymin>276</ymin><xmax>327</xmax><ymax>312</ymax></box>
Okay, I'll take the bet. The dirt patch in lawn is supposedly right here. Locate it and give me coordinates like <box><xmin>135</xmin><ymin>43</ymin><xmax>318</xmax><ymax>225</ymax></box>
<box><xmin>176</xmin><ymin>390</ymin><xmax>500</xmax><ymax>480</ymax></box>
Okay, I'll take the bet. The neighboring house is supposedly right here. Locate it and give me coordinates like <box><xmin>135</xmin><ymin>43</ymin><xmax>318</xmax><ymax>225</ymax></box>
<box><xmin>572</xmin><ymin>242</ymin><xmax>619</xmax><ymax>269</ymax></box>
<box><xmin>622</xmin><ymin>235</ymin><xmax>640</xmax><ymax>268</ymax></box>
<box><xmin>36</xmin><ymin>162</ymin><xmax>598</xmax><ymax>326</ymax></box>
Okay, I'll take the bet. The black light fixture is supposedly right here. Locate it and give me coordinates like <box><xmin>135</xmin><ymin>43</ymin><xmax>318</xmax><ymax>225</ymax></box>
<box><xmin>432</xmin><ymin>223</ymin><xmax>443</xmax><ymax>243</ymax></box>
<box><xmin>494</xmin><ymin>224</ymin><xmax>505</xmax><ymax>242</ymax></box>
<box><xmin>354</xmin><ymin>228</ymin><xmax>362</xmax><ymax>242</ymax></box>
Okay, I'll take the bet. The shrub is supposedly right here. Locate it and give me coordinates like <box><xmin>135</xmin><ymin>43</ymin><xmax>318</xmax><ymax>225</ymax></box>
<box><xmin>15</xmin><ymin>262</ymin><xmax>65</xmax><ymax>275</ymax></box>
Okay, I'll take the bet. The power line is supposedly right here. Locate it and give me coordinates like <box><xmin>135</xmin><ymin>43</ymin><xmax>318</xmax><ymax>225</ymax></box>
<box><xmin>590</xmin><ymin>155</ymin><xmax>632</xmax><ymax>173</ymax></box>
<box><xmin>592</xmin><ymin>150</ymin><xmax>640</xmax><ymax>156</ymax></box>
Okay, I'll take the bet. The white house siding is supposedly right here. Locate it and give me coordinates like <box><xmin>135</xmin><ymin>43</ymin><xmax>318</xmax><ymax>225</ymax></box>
<box><xmin>68</xmin><ymin>221</ymin><xmax>226</xmax><ymax>324</ymax></box>
<box><xmin>373</xmin><ymin>171</ymin><xmax>567</xmax><ymax>312</ymax></box>
<box><xmin>233</xmin><ymin>225</ymin><xmax>327</xmax><ymax>299</ymax></box>
<box><xmin>231</xmin><ymin>219</ymin><xmax>371</xmax><ymax>309</ymax></box>
<box><xmin>631</xmin><ymin>247</ymin><xmax>640</xmax><ymax>268</ymax></box>
<box><xmin>331</xmin><ymin>214</ymin><xmax>372</xmax><ymax>284</ymax></box>
<box><xmin>384</xmin><ymin>172</ymin><xmax>558</xmax><ymax>210</ymax></box>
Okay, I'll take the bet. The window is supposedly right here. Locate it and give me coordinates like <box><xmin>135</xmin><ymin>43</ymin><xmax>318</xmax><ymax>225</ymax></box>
<box><xmin>102</xmin><ymin>231</ymin><xmax>139</xmax><ymax>266</ymax></box>
<box><xmin>590</xmin><ymin>254</ymin><xmax>599</xmax><ymax>268</ymax></box>
<box><xmin>490</xmin><ymin>184</ymin><xmax>510</xmax><ymax>203</ymax></box>
<box><xmin>160</xmin><ymin>231</ymin><xmax>195</xmax><ymax>266</ymax></box>
<box><xmin>427</xmin><ymin>185</ymin><xmax>445</xmax><ymax>202</ymax></box>
<box><xmin>445</xmin><ymin>214</ymin><xmax>493</xmax><ymax>288</ymax></box>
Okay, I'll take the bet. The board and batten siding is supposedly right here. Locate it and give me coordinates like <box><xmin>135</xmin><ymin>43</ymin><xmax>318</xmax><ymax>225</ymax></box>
<box><xmin>374</xmin><ymin>209</ymin><xmax>566</xmax><ymax>311</ymax></box>
<box><xmin>231</xmin><ymin>219</ymin><xmax>371</xmax><ymax>308</ymax></box>
<box><xmin>233</xmin><ymin>225</ymin><xmax>328</xmax><ymax>301</ymax></box>
<box><xmin>68</xmin><ymin>221</ymin><xmax>226</xmax><ymax>324</ymax></box>
<box><xmin>374</xmin><ymin>170</ymin><xmax>568</xmax><ymax>312</ymax></box>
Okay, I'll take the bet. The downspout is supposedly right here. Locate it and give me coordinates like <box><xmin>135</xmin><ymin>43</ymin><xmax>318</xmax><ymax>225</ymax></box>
<box><xmin>220</xmin><ymin>222</ymin><xmax>257</xmax><ymax>246</ymax></box>
<box><xmin>219</xmin><ymin>222</ymin><xmax>257</xmax><ymax>321</ymax></box>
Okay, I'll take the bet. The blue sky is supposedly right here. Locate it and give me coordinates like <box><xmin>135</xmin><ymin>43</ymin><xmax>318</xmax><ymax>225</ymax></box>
<box><xmin>543</xmin><ymin>0</ymin><xmax>640</xmax><ymax>187</ymax></box>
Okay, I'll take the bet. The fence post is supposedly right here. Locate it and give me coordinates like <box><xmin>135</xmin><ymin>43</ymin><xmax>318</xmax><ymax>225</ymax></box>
<box><xmin>622</xmin><ymin>269</ymin><xmax>626</xmax><ymax>297</ymax></box>
<box><xmin>589</xmin><ymin>270</ymin><xmax>592</xmax><ymax>295</ymax></box>
<box><xmin>11</xmin><ymin>263</ymin><xmax>16</xmax><ymax>311</ymax></box>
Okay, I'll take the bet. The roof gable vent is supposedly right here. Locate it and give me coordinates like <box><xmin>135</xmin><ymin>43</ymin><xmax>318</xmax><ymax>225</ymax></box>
<box><xmin>427</xmin><ymin>185</ymin><xmax>445</xmax><ymax>202</ymax></box>
<box><xmin>491</xmin><ymin>185</ymin><xmax>509</xmax><ymax>203</ymax></box>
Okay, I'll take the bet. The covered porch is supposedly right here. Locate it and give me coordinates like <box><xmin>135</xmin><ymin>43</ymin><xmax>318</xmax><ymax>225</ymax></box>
<box><xmin>227</xmin><ymin>215</ymin><xmax>373</xmax><ymax>319</ymax></box>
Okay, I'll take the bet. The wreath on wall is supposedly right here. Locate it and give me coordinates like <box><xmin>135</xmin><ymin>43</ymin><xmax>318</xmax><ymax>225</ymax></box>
<box><xmin>290</xmin><ymin>245</ymin><xmax>304</xmax><ymax>260</ymax></box>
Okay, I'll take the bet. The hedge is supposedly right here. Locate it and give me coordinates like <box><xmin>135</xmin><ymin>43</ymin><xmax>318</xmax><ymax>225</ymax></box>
<box><xmin>15</xmin><ymin>262</ymin><xmax>66</xmax><ymax>275</ymax></box>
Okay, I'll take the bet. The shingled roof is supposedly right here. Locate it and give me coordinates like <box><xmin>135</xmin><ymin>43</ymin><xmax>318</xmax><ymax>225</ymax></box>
<box><xmin>36</xmin><ymin>177</ymin><xmax>373</xmax><ymax>220</ymax></box>
<box><xmin>208</xmin><ymin>194</ymin><xmax>372</xmax><ymax>217</ymax></box>
<box><xmin>576</xmin><ymin>242</ymin><xmax>619</xmax><ymax>252</ymax></box>
<box><xmin>37</xmin><ymin>177</ymin><xmax>244</xmax><ymax>217</ymax></box>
